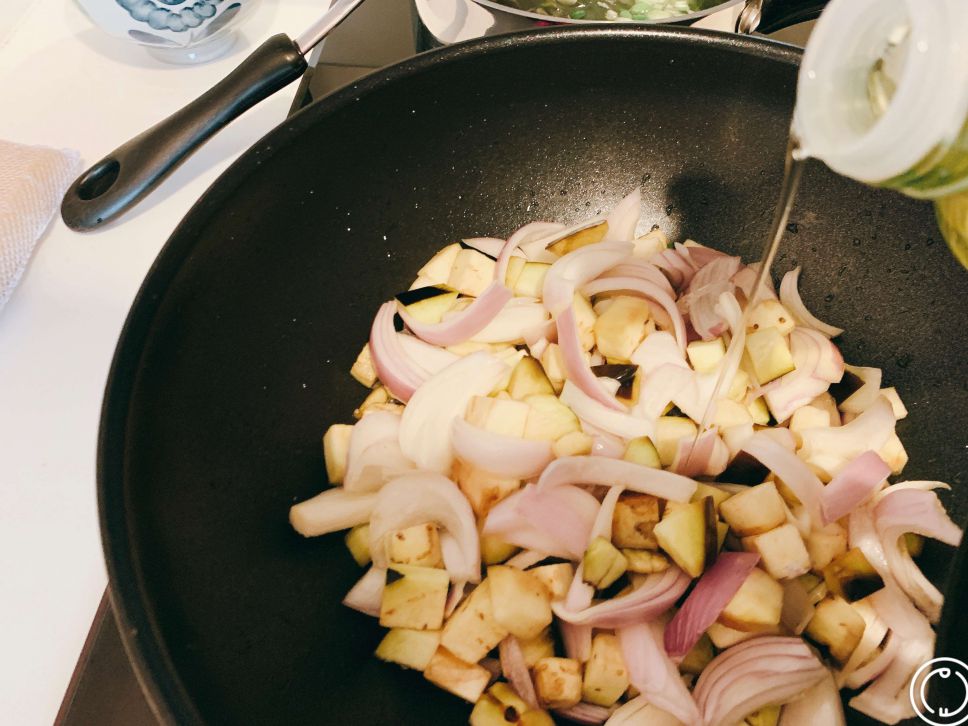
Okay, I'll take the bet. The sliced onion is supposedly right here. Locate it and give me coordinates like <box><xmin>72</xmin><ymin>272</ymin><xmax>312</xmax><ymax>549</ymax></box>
<box><xmin>504</xmin><ymin>549</ymin><xmax>549</xmax><ymax>570</ymax></box>
<box><xmin>633</xmin><ymin>363</ymin><xmax>695</xmax><ymax>423</ymax></box>
<box><xmin>693</xmin><ymin>636</ymin><xmax>827</xmax><ymax>726</ymax></box>
<box><xmin>462</xmin><ymin>237</ymin><xmax>508</xmax><ymax>258</ymax></box>
<box><xmin>652</xmin><ymin>247</ymin><xmax>698</xmax><ymax>290</ymax></box>
<box><xmin>554</xmin><ymin>567</ymin><xmax>691</xmax><ymax>627</ymax></box>
<box><xmin>289</xmin><ymin>487</ymin><xmax>377</xmax><ymax>537</ymax></box>
<box><xmin>451</xmin><ymin>417</ymin><xmax>553</xmax><ymax>479</ymax></box>
<box><xmin>874</xmin><ymin>487</ymin><xmax>962</xmax><ymax>621</ymax></box>
<box><xmin>680</xmin><ymin>256</ymin><xmax>741</xmax><ymax>340</ymax></box>
<box><xmin>561</xmin><ymin>620</ymin><xmax>593</xmax><ymax>663</ymax></box>
<box><xmin>583</xmin><ymin>276</ymin><xmax>687</xmax><ymax>353</ymax></box>
<box><xmin>606</xmin><ymin>696</ymin><xmax>685</xmax><ymax>726</ymax></box>
<box><xmin>800</xmin><ymin>396</ymin><xmax>896</xmax><ymax>472</ymax></box>
<box><xmin>630</xmin><ymin>331</ymin><xmax>688</xmax><ymax>375</ymax></box>
<box><xmin>344</xmin><ymin>410</ymin><xmax>413</xmax><ymax>492</ymax></box>
<box><xmin>469</xmin><ymin>298</ymin><xmax>550</xmax><ymax>344</ymax></box>
<box><xmin>558</xmin><ymin>306</ymin><xmax>625</xmax><ymax>411</ymax></box>
<box><xmin>849</xmin><ymin>634</ymin><xmax>931</xmax><ymax>725</ymax></box>
<box><xmin>537</xmin><ymin>456</ymin><xmax>697</xmax><ymax>502</ymax></box>
<box><xmin>845</xmin><ymin>631</ymin><xmax>900</xmax><ymax>690</ymax></box>
<box><xmin>820</xmin><ymin>450</ymin><xmax>890</xmax><ymax>525</ymax></box>
<box><xmin>838</xmin><ymin>599</ymin><xmax>890</xmax><ymax>688</ymax></box>
<box><xmin>779</xmin><ymin>267</ymin><xmax>844</xmax><ymax>338</ymax></box>
<box><xmin>342</xmin><ymin>566</ymin><xmax>385</xmax><ymax>616</ymax></box>
<box><xmin>839</xmin><ymin>365</ymin><xmax>883</xmax><ymax>414</ymax></box>
<box><xmin>683</xmin><ymin>242</ymin><xmax>729</xmax><ymax>267</ymax></box>
<box><xmin>369</xmin><ymin>301</ymin><xmax>426</xmax><ymax>401</ymax></box>
<box><xmin>396</xmin><ymin>333</ymin><xmax>459</xmax><ymax>375</ymax></box>
<box><xmin>369</xmin><ymin>472</ymin><xmax>480</xmax><ymax>582</ymax></box>
<box><xmin>603</xmin><ymin>188</ymin><xmax>641</xmax><ymax>242</ymax></box>
<box><xmin>561</xmin><ymin>381</ymin><xmax>651</xmax><ymax>439</ymax></box>
<box><xmin>619</xmin><ymin>622</ymin><xmax>701</xmax><ymax>726</ymax></box>
<box><xmin>732</xmin><ymin>262</ymin><xmax>777</xmax><ymax>302</ymax></box>
<box><xmin>542</xmin><ymin>241</ymin><xmax>634</xmax><ymax>316</ymax></box>
<box><xmin>518</xmin><ymin>218</ymin><xmax>605</xmax><ymax>263</ymax></box>
<box><xmin>555</xmin><ymin>703</ymin><xmax>617</xmax><ymax>725</ymax></box>
<box><xmin>606</xmin><ymin>259</ymin><xmax>675</xmax><ymax>298</ymax></box>
<box><xmin>496</xmin><ymin>221</ymin><xmax>566</xmax><ymax>281</ymax></box>
<box><xmin>664</xmin><ymin>552</ymin><xmax>761</xmax><ymax>658</ymax></box>
<box><xmin>671</xmin><ymin>430</ymin><xmax>729</xmax><ymax>478</ymax></box>
<box><xmin>399</xmin><ymin>351</ymin><xmax>508</xmax><ymax>472</ymax></box>
<box><xmin>763</xmin><ymin>328</ymin><xmax>845</xmax><ymax>423</ymax></box>
<box><xmin>587</xmin><ymin>423</ymin><xmax>627</xmax><ymax>459</ymax></box>
<box><xmin>399</xmin><ymin>281</ymin><xmax>512</xmax><ymax>347</ymax></box>
<box><xmin>499</xmin><ymin>636</ymin><xmax>538</xmax><ymax>709</ymax></box>
<box><xmin>444</xmin><ymin>578</ymin><xmax>466</xmax><ymax>617</ymax></box>
<box><xmin>515</xmin><ymin>484</ymin><xmax>595</xmax><ymax>559</ymax></box>
<box><xmin>778</xmin><ymin>672</ymin><xmax>845</xmax><ymax>726</ymax></box>
<box><xmin>484</xmin><ymin>485</ymin><xmax>599</xmax><ymax>559</ymax></box>
<box><xmin>742</xmin><ymin>432</ymin><xmax>824</xmax><ymax>525</ymax></box>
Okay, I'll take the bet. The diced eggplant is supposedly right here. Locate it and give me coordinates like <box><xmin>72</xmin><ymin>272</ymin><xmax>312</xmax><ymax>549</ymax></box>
<box><xmin>418</xmin><ymin>243</ymin><xmax>461</xmax><ymax>285</ymax></box>
<box><xmin>481</xmin><ymin>536</ymin><xmax>519</xmax><ymax>565</ymax></box>
<box><xmin>633</xmin><ymin>228</ymin><xmax>668</xmax><ymax>258</ymax></box>
<box><xmin>375</xmin><ymin>628</ymin><xmax>441</xmax><ymax>671</ymax></box>
<box><xmin>805</xmin><ymin>597</ymin><xmax>865</xmax><ymax>663</ymax></box>
<box><xmin>622</xmin><ymin>549</ymin><xmax>671</xmax><ymax>574</ymax></box>
<box><xmin>745</xmin><ymin>705</ymin><xmax>781</xmax><ymax>726</ymax></box>
<box><xmin>828</xmin><ymin>368</ymin><xmax>865</xmax><ymax>405</ymax></box>
<box><xmin>653</xmin><ymin>497</ymin><xmax>716</xmax><ymax>578</ymax></box>
<box><xmin>653</xmin><ymin>416</ymin><xmax>698</xmax><ymax>467</ymax></box>
<box><xmin>745</xmin><ymin>327</ymin><xmax>795</xmax><ymax>384</ymax></box>
<box><xmin>718</xmin><ymin>567</ymin><xmax>783</xmax><ymax>631</ymax></box>
<box><xmin>488</xmin><ymin>565</ymin><xmax>553</xmax><ymax>640</ymax></box>
<box><xmin>379</xmin><ymin>565</ymin><xmax>450</xmax><ymax>630</ymax></box>
<box><xmin>692</xmin><ymin>483</ymin><xmax>733</xmax><ymax>511</ymax></box>
<box><xmin>533</xmin><ymin>657</ymin><xmax>582</xmax><ymax>709</ymax></box>
<box><xmin>441</xmin><ymin>580</ymin><xmax>509</xmax><ymax>663</ymax></box>
<box><xmin>354</xmin><ymin>386</ymin><xmax>392</xmax><ymax>419</ymax></box>
<box><xmin>596</xmin><ymin>573</ymin><xmax>632</xmax><ymax>601</ymax></box>
<box><xmin>387</xmin><ymin>523</ymin><xmax>444</xmax><ymax>568</ymax></box>
<box><xmin>469</xmin><ymin>693</ymin><xmax>516</xmax><ymax>726</ymax></box>
<box><xmin>466</xmin><ymin>395</ymin><xmax>531</xmax><ymax>437</ymax></box>
<box><xmin>582</xmin><ymin>633</ymin><xmax>629</xmax><ymax>707</ymax></box>
<box><xmin>788</xmin><ymin>405</ymin><xmax>833</xmax><ymax>445</ymax></box>
<box><xmin>573</xmin><ymin>293</ymin><xmax>598</xmax><ymax>352</ymax></box>
<box><xmin>552</xmin><ymin>431</ymin><xmax>594</xmax><ymax>458</ymax></box>
<box><xmin>513</xmin><ymin>262</ymin><xmax>551</xmax><ymax>298</ymax></box>
<box><xmin>527</xmin><ymin>562</ymin><xmax>574</xmax><ymax>601</ymax></box>
<box><xmin>547</xmin><ymin>220</ymin><xmax>609</xmax><ymax>256</ymax></box>
<box><xmin>518</xmin><ymin>628</ymin><xmax>556</xmax><ymax>668</ymax></box>
<box><xmin>713</xmin><ymin>399</ymin><xmax>754</xmax><ymax>428</ymax></box>
<box><xmin>706</xmin><ymin>621</ymin><xmax>779</xmax><ymax>649</ymax></box>
<box><xmin>611</xmin><ymin>493</ymin><xmax>661</xmax><ymax>549</ymax></box>
<box><xmin>741</xmin><ymin>523</ymin><xmax>811</xmax><ymax>580</ymax></box>
<box><xmin>622</xmin><ymin>436</ymin><xmax>661</xmax><ymax>469</ymax></box>
<box><xmin>823</xmin><ymin>548</ymin><xmax>885</xmax><ymax>602</ymax></box>
<box><xmin>727</xmin><ymin>369</ymin><xmax>751</xmax><ymax>402</ymax></box>
<box><xmin>747</xmin><ymin>396</ymin><xmax>772</xmax><ymax>425</ymax></box>
<box><xmin>880</xmin><ymin>387</ymin><xmax>908</xmax><ymax>419</ymax></box>
<box><xmin>459</xmin><ymin>239</ymin><xmax>499</xmax><ymax>260</ymax></box>
<box><xmin>344</xmin><ymin>523</ymin><xmax>371</xmax><ymax>567</ymax></box>
<box><xmin>687</xmin><ymin>337</ymin><xmax>726</xmax><ymax>373</ymax></box>
<box><xmin>679</xmin><ymin>633</ymin><xmax>714</xmax><ymax>676</ymax></box>
<box><xmin>718</xmin><ymin>449</ymin><xmax>771</xmax><ymax>487</ymax></box>
<box><xmin>424</xmin><ymin>647</ymin><xmax>492</xmax><ymax>703</ymax></box>
<box><xmin>504</xmin><ymin>256</ymin><xmax>526</xmax><ymax>289</ymax></box>
<box><xmin>454</xmin><ymin>461</ymin><xmax>521</xmax><ymax>518</ymax></box>
<box><xmin>522</xmin><ymin>394</ymin><xmax>581</xmax><ymax>441</ymax></box>
<box><xmin>805</xmin><ymin>523</ymin><xmax>848</xmax><ymax>571</ymax></box>
<box><xmin>350</xmin><ymin>344</ymin><xmax>378</xmax><ymax>388</ymax></box>
<box><xmin>746</xmin><ymin>300</ymin><xmax>795</xmax><ymax>336</ymax></box>
<box><xmin>507</xmin><ymin>357</ymin><xmax>556</xmax><ymax>400</ymax></box>
<box><xmin>488</xmin><ymin>683</ymin><xmax>530</xmax><ymax>720</ymax></box>
<box><xmin>719</xmin><ymin>482</ymin><xmax>786</xmax><ymax>536</ymax></box>
<box><xmin>809</xmin><ymin>392</ymin><xmax>842</xmax><ymax>426</ymax></box>
<box><xmin>395</xmin><ymin>285</ymin><xmax>459</xmax><ymax>325</ymax></box>
<box><xmin>592</xmin><ymin>296</ymin><xmax>652</xmax><ymax>362</ymax></box>
<box><xmin>591</xmin><ymin>363</ymin><xmax>639</xmax><ymax>401</ymax></box>
<box><xmin>322</xmin><ymin>423</ymin><xmax>353</xmax><ymax>484</ymax></box>
<box><xmin>448</xmin><ymin>248</ymin><xmax>497</xmax><ymax>297</ymax></box>
<box><xmin>879</xmin><ymin>432</ymin><xmax>908</xmax><ymax>474</ymax></box>
<box><xmin>539</xmin><ymin>344</ymin><xmax>566</xmax><ymax>393</ymax></box>
<box><xmin>583</xmin><ymin>537</ymin><xmax>628</xmax><ymax>590</ymax></box>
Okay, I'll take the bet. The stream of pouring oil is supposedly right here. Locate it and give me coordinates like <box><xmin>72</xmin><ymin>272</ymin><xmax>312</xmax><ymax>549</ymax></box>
<box><xmin>687</xmin><ymin>133</ymin><xmax>807</xmax><ymax>459</ymax></box>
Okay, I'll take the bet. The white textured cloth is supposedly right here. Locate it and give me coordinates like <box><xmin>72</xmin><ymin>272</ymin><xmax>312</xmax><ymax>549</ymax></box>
<box><xmin>0</xmin><ymin>139</ymin><xmax>81</xmax><ymax>311</ymax></box>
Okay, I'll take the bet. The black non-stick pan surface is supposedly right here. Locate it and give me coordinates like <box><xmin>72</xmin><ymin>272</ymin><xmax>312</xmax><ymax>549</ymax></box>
<box><xmin>99</xmin><ymin>26</ymin><xmax>968</xmax><ymax>726</ymax></box>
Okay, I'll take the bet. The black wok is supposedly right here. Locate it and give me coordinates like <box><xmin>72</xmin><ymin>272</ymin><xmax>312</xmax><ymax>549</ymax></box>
<box><xmin>99</xmin><ymin>26</ymin><xmax>968</xmax><ymax>726</ymax></box>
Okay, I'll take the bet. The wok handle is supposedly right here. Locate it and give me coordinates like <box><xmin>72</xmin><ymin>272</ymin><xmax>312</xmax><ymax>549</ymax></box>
<box><xmin>61</xmin><ymin>34</ymin><xmax>307</xmax><ymax>232</ymax></box>
<box><xmin>754</xmin><ymin>0</ymin><xmax>828</xmax><ymax>34</ymax></box>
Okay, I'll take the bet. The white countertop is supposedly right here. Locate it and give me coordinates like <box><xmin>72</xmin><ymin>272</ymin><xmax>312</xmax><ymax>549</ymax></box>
<box><xmin>0</xmin><ymin>2</ymin><xmax>324</xmax><ymax>723</ymax></box>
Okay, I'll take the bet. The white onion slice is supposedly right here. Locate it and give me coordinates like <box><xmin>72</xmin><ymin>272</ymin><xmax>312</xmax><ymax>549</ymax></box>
<box><xmin>732</xmin><ymin>262</ymin><xmax>778</xmax><ymax>302</ymax></box>
<box><xmin>398</xmin><ymin>351</ymin><xmax>508</xmax><ymax>472</ymax></box>
<box><xmin>839</xmin><ymin>364</ymin><xmax>883</xmax><ymax>414</ymax></box>
<box><xmin>671</xmin><ymin>430</ymin><xmax>729</xmax><ymax>478</ymax></box>
<box><xmin>820</xmin><ymin>450</ymin><xmax>890</xmax><ymax>525</ymax></box>
<box><xmin>652</xmin><ymin>247</ymin><xmax>698</xmax><ymax>290</ymax></box>
<box><xmin>555</xmin><ymin>703</ymin><xmax>617</xmax><ymax>725</ymax></box>
<box><xmin>344</xmin><ymin>410</ymin><xmax>413</xmax><ymax>492</ymax></box>
<box><xmin>470</xmin><ymin>298</ymin><xmax>550</xmax><ymax>344</ymax></box>
<box><xmin>451</xmin><ymin>417</ymin><xmax>553</xmax><ymax>479</ymax></box>
<box><xmin>849</xmin><ymin>635</ymin><xmax>930</xmax><ymax>724</ymax></box>
<box><xmin>606</xmin><ymin>696</ymin><xmax>684</xmax><ymax>726</ymax></box>
<box><xmin>499</xmin><ymin>636</ymin><xmax>538</xmax><ymax>709</ymax></box>
<box><xmin>342</xmin><ymin>566</ymin><xmax>385</xmax><ymax>617</ymax></box>
<box><xmin>289</xmin><ymin>487</ymin><xmax>377</xmax><ymax>537</ymax></box>
<box><xmin>515</xmin><ymin>484</ymin><xmax>595</xmax><ymax>559</ymax></box>
<box><xmin>607</xmin><ymin>259</ymin><xmax>675</xmax><ymax>298</ymax></box>
<box><xmin>399</xmin><ymin>281</ymin><xmax>512</xmax><ymax>346</ymax></box>
<box><xmin>838</xmin><ymin>600</ymin><xmax>890</xmax><ymax>688</ymax></box>
<box><xmin>368</xmin><ymin>472</ymin><xmax>480</xmax><ymax>582</ymax></box>
<box><xmin>741</xmin><ymin>432</ymin><xmax>824</xmax><ymax>525</ymax></box>
<box><xmin>630</xmin><ymin>331</ymin><xmax>688</xmax><ymax>375</ymax></box>
<box><xmin>763</xmin><ymin>328</ymin><xmax>845</xmax><ymax>423</ymax></box>
<box><xmin>537</xmin><ymin>456</ymin><xmax>697</xmax><ymax>502</ymax></box>
<box><xmin>779</xmin><ymin>267</ymin><xmax>844</xmax><ymax>338</ymax></box>
<box><xmin>799</xmin><ymin>396</ymin><xmax>896</xmax><ymax>475</ymax></box>
<box><xmin>603</xmin><ymin>188</ymin><xmax>641</xmax><ymax>242</ymax></box>
<box><xmin>461</xmin><ymin>237</ymin><xmax>507</xmax><ymax>258</ymax></box>
<box><xmin>558</xmin><ymin>306</ymin><xmax>625</xmax><ymax>411</ymax></box>
<box><xmin>542</xmin><ymin>241</ymin><xmax>634</xmax><ymax>316</ymax></box>
<box><xmin>619</xmin><ymin>622</ymin><xmax>701</xmax><ymax>726</ymax></box>
<box><xmin>845</xmin><ymin>632</ymin><xmax>900</xmax><ymax>690</ymax></box>
<box><xmin>396</xmin><ymin>333</ymin><xmax>459</xmax><ymax>375</ymax></box>
<box><xmin>778</xmin><ymin>672</ymin><xmax>845</xmax><ymax>726</ymax></box>
<box><xmin>496</xmin><ymin>221</ymin><xmax>566</xmax><ymax>281</ymax></box>
<box><xmin>369</xmin><ymin>301</ymin><xmax>426</xmax><ymax>401</ymax></box>
<box><xmin>444</xmin><ymin>577</ymin><xmax>466</xmax><ymax>618</ymax></box>
<box><xmin>484</xmin><ymin>485</ymin><xmax>599</xmax><ymax>560</ymax></box>
<box><xmin>583</xmin><ymin>276</ymin><xmax>687</xmax><ymax>353</ymax></box>
<box><xmin>554</xmin><ymin>567</ymin><xmax>691</xmax><ymax>627</ymax></box>
<box><xmin>561</xmin><ymin>381</ymin><xmax>652</xmax><ymax>439</ymax></box>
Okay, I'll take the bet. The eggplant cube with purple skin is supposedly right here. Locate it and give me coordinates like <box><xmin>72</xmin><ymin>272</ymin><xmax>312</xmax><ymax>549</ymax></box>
<box><xmin>804</xmin><ymin>596</ymin><xmax>866</xmax><ymax>663</ymax></box>
<box><xmin>533</xmin><ymin>657</ymin><xmax>583</xmax><ymax>710</ymax></box>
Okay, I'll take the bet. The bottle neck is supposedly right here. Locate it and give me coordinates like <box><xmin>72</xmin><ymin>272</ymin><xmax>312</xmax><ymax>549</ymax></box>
<box><xmin>793</xmin><ymin>0</ymin><xmax>968</xmax><ymax>185</ymax></box>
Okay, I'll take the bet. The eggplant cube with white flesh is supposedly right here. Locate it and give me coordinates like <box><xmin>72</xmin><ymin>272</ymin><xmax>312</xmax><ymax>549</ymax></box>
<box><xmin>622</xmin><ymin>549</ymin><xmax>671</xmax><ymax>574</ymax></box>
<box><xmin>741</xmin><ymin>523</ymin><xmax>811</xmax><ymax>580</ymax></box>
<box><xmin>507</xmin><ymin>356</ymin><xmax>556</xmax><ymax>400</ymax></box>
<box><xmin>593</xmin><ymin>295</ymin><xmax>652</xmax><ymax>362</ymax></box>
<box><xmin>513</xmin><ymin>262</ymin><xmax>552</xmax><ymax>299</ymax></box>
<box><xmin>395</xmin><ymin>285</ymin><xmax>459</xmax><ymax>325</ymax></box>
<box><xmin>533</xmin><ymin>657</ymin><xmax>583</xmax><ymax>710</ymax></box>
<box><xmin>375</xmin><ymin>627</ymin><xmax>441</xmax><ymax>671</ymax></box>
<box><xmin>470</xmin><ymin>683</ymin><xmax>540</xmax><ymax>726</ymax></box>
<box><xmin>719</xmin><ymin>481</ymin><xmax>787</xmax><ymax>537</ymax></box>
<box><xmin>687</xmin><ymin>337</ymin><xmax>726</xmax><ymax>373</ymax></box>
<box><xmin>582</xmin><ymin>537</ymin><xmax>628</xmax><ymax>590</ymax></box>
<box><xmin>745</xmin><ymin>326</ymin><xmax>795</xmax><ymax>384</ymax></box>
<box><xmin>518</xmin><ymin>627</ymin><xmax>556</xmax><ymax>667</ymax></box>
<box><xmin>466</xmin><ymin>395</ymin><xmax>531</xmax><ymax>437</ymax></box>
<box><xmin>719</xmin><ymin>567</ymin><xmax>784</xmax><ymax>631</ymax></box>
<box><xmin>653</xmin><ymin>496</ymin><xmax>717</xmax><ymax>578</ymax></box>
<box><xmin>487</xmin><ymin>565</ymin><xmax>553</xmax><ymax>640</ymax></box>
<box><xmin>522</xmin><ymin>394</ymin><xmax>581</xmax><ymax>441</ymax></box>
<box><xmin>582</xmin><ymin>633</ymin><xmax>629</xmax><ymax>707</ymax></box>
<box><xmin>423</xmin><ymin>647</ymin><xmax>492</xmax><ymax>703</ymax></box>
<box><xmin>440</xmin><ymin>579</ymin><xmax>508</xmax><ymax>664</ymax></box>
<box><xmin>379</xmin><ymin>564</ymin><xmax>450</xmax><ymax>630</ymax></box>
<box><xmin>322</xmin><ymin>423</ymin><xmax>353</xmax><ymax>484</ymax></box>
<box><xmin>805</xmin><ymin>596</ymin><xmax>866</xmax><ymax>663</ymax></box>
<box><xmin>448</xmin><ymin>247</ymin><xmax>496</xmax><ymax>297</ymax></box>
<box><xmin>622</xmin><ymin>437</ymin><xmax>661</xmax><ymax>469</ymax></box>
<box><xmin>387</xmin><ymin>522</ymin><xmax>444</xmax><ymax>568</ymax></box>
<box><xmin>612</xmin><ymin>493</ymin><xmax>661</xmax><ymax>549</ymax></box>
<box><xmin>653</xmin><ymin>416</ymin><xmax>698</xmax><ymax>467</ymax></box>
<box><xmin>344</xmin><ymin>523</ymin><xmax>371</xmax><ymax>567</ymax></box>
<box><xmin>527</xmin><ymin>562</ymin><xmax>574</xmax><ymax>601</ymax></box>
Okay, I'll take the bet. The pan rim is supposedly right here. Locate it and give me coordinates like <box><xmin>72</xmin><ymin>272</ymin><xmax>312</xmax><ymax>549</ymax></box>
<box><xmin>97</xmin><ymin>25</ymin><xmax>802</xmax><ymax>725</ymax></box>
